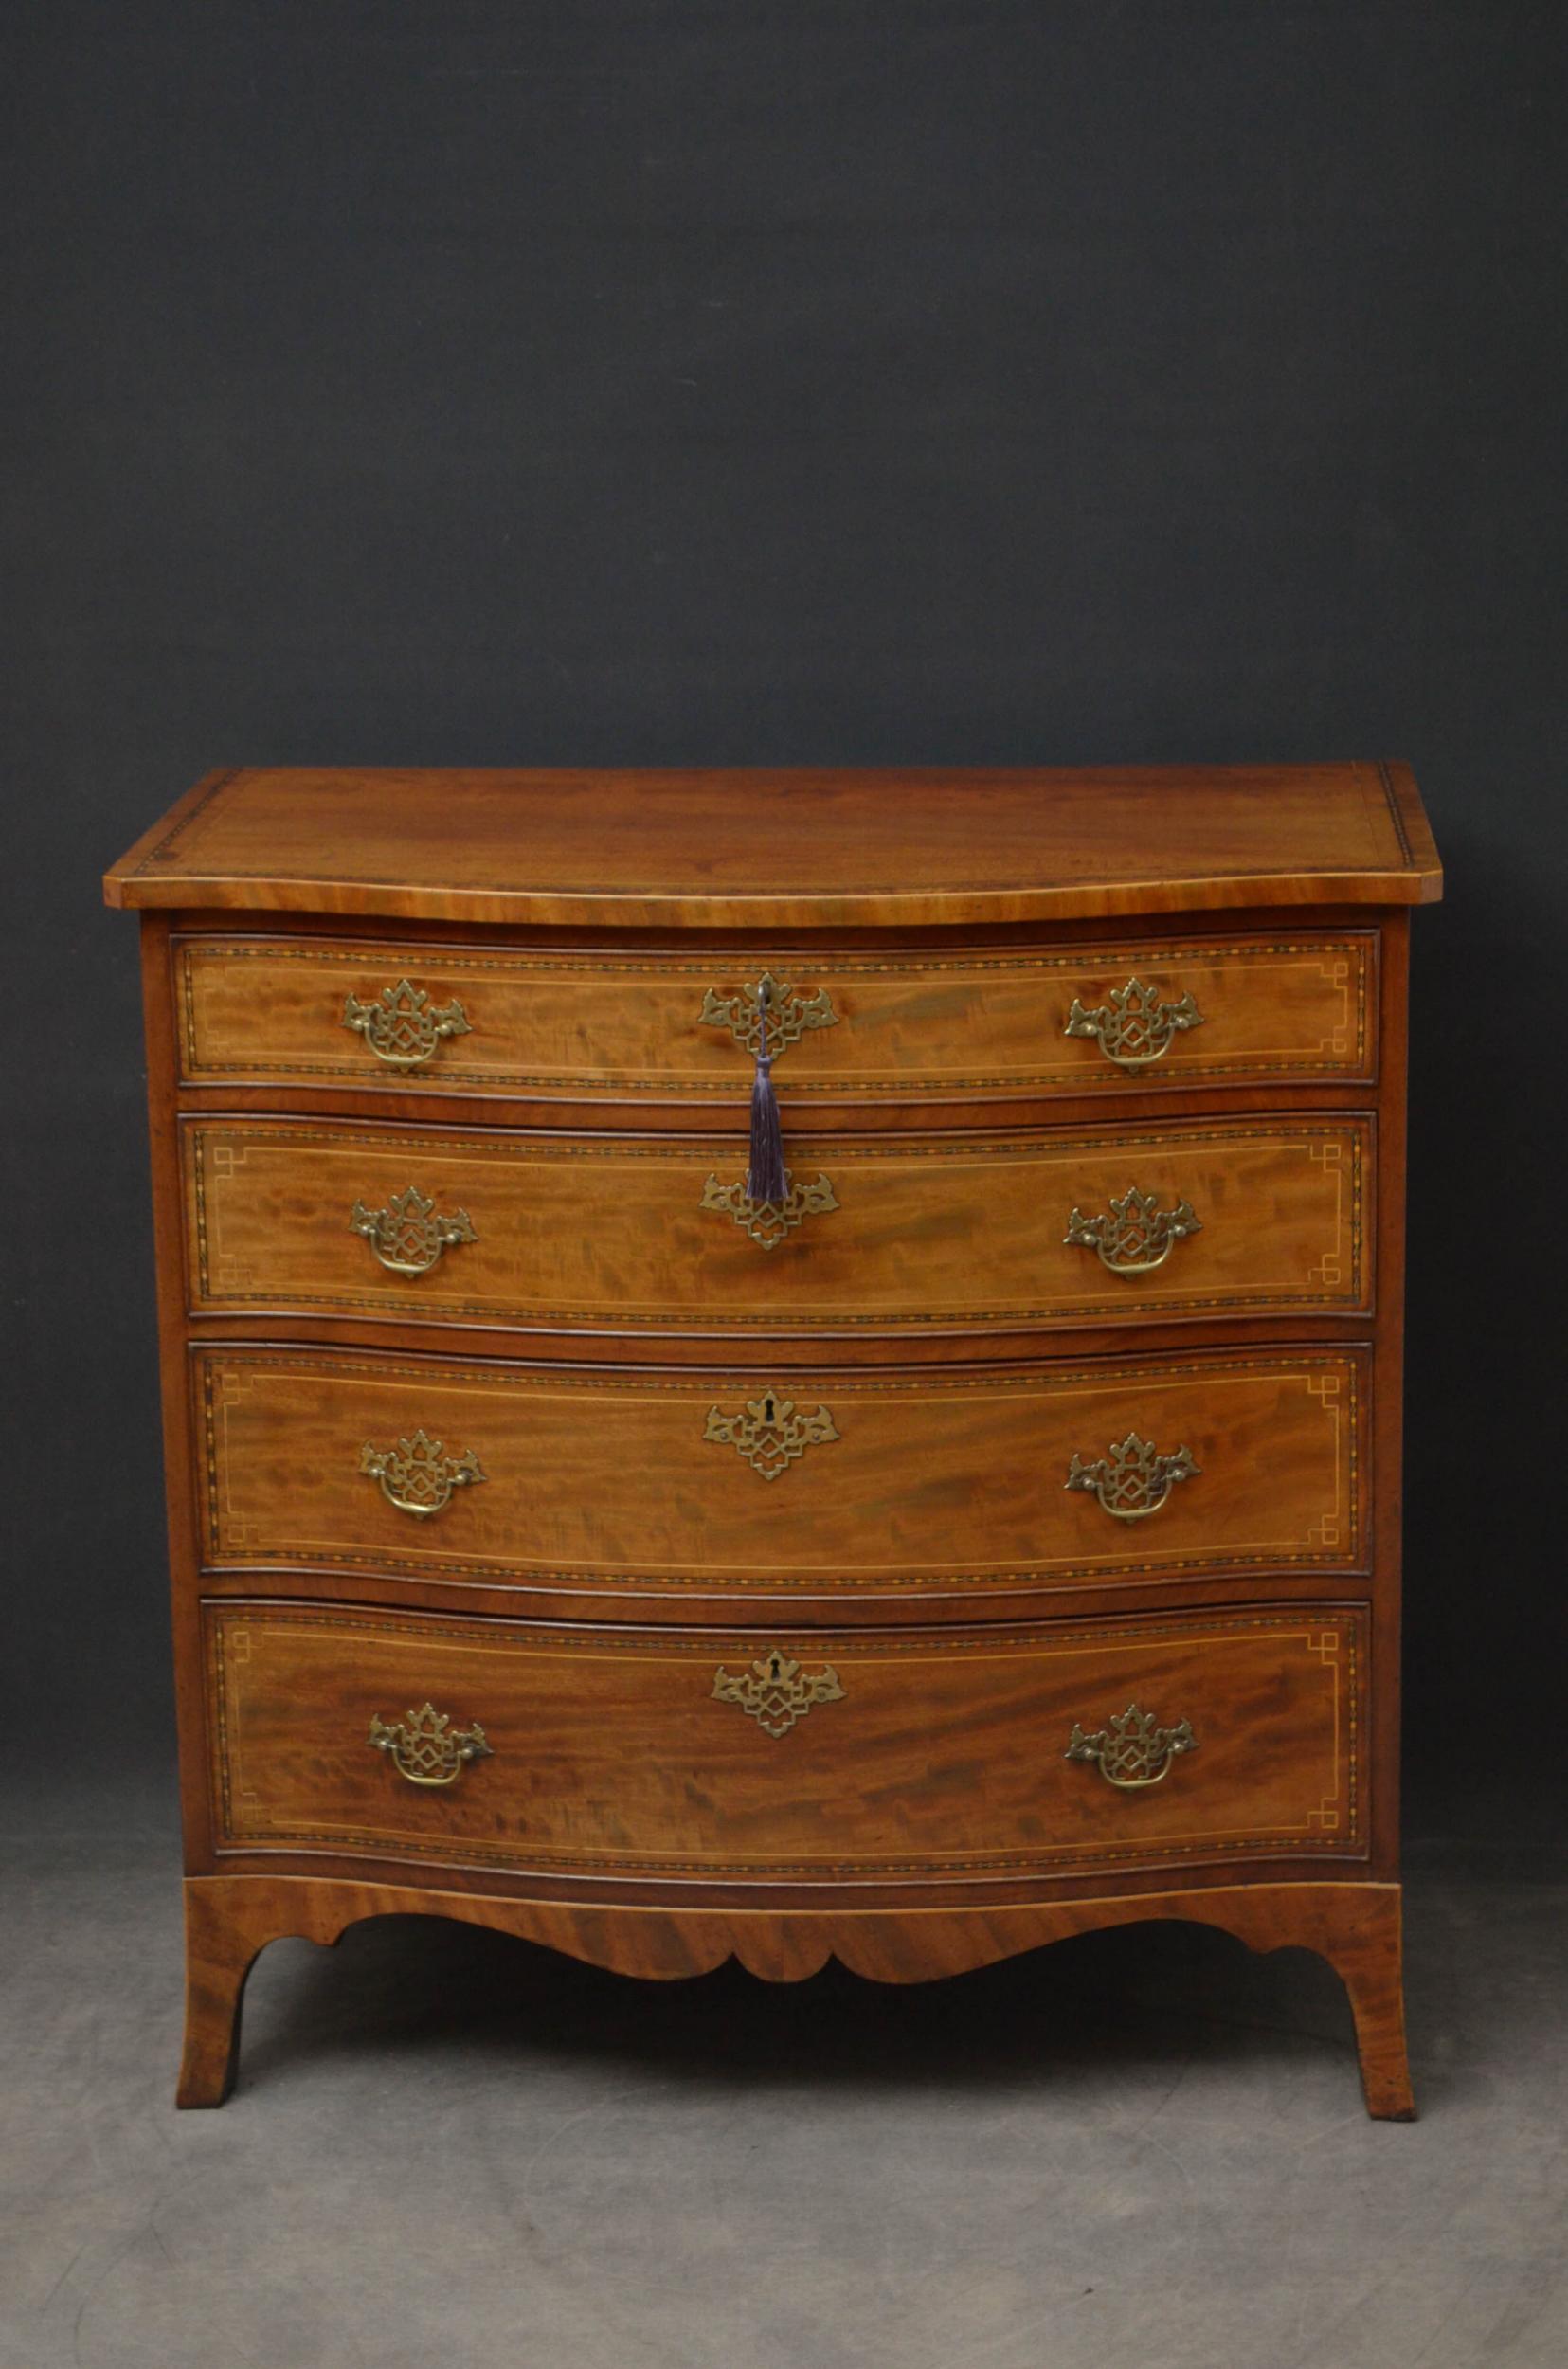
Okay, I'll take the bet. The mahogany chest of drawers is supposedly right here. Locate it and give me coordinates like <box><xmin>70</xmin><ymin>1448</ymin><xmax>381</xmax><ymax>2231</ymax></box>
<box><xmin>105</xmin><ymin>763</ymin><xmax>1441</xmax><ymax>2114</ymax></box>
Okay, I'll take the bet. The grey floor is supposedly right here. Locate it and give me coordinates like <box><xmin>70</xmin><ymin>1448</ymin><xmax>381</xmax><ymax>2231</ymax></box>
<box><xmin>3</xmin><ymin>1800</ymin><xmax>1565</xmax><ymax>2369</ymax></box>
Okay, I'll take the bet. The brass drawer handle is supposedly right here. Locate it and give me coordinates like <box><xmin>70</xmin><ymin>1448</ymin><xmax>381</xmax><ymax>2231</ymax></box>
<box><xmin>369</xmin><ymin>1701</ymin><xmax>493</xmax><ymax>1787</ymax></box>
<box><xmin>1064</xmin><ymin>1184</ymin><xmax>1201</xmax><ymax>1276</ymax></box>
<box><xmin>705</xmin><ymin>1390</ymin><xmax>839</xmax><ymax>1479</ymax></box>
<box><xmin>1065</xmin><ymin>976</ymin><xmax>1204</xmax><ymax>1071</ymax></box>
<box><xmin>350</xmin><ymin>1184</ymin><xmax>478</xmax><ymax>1275</ymax></box>
<box><xmin>360</xmin><ymin>1428</ymin><xmax>486</xmax><ymax>1519</ymax></box>
<box><xmin>701</xmin><ymin>1172</ymin><xmax>838</xmax><ymax>1250</ymax></box>
<box><xmin>699</xmin><ymin>969</ymin><xmax>838</xmax><ymax>1056</ymax></box>
<box><xmin>1066</xmin><ymin>1432</ymin><xmax>1199</xmax><ymax>1520</ymax></box>
<box><xmin>712</xmin><ymin>1647</ymin><xmax>844</xmax><ymax>1737</ymax></box>
<box><xmin>343</xmin><ymin>979</ymin><xmax>471</xmax><ymax>1069</ymax></box>
<box><xmin>1066</xmin><ymin>1703</ymin><xmax>1198</xmax><ymax>1789</ymax></box>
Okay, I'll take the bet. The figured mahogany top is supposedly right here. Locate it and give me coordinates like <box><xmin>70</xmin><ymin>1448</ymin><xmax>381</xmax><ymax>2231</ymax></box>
<box><xmin>104</xmin><ymin>762</ymin><xmax>1440</xmax><ymax>930</ymax></box>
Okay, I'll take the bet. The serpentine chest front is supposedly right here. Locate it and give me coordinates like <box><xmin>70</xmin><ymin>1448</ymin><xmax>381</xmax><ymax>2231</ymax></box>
<box><xmin>104</xmin><ymin>763</ymin><xmax>1440</xmax><ymax>2113</ymax></box>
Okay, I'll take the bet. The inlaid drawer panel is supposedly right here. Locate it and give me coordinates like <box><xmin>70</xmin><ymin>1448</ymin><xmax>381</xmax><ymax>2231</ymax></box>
<box><xmin>181</xmin><ymin>1114</ymin><xmax>1371</xmax><ymax>1333</ymax></box>
<box><xmin>173</xmin><ymin>931</ymin><xmax>1375</xmax><ymax>1101</ymax></box>
<box><xmin>195</xmin><ymin>1345</ymin><xmax>1369</xmax><ymax>1596</ymax></box>
<box><xmin>206</xmin><ymin>1601</ymin><xmax>1365</xmax><ymax>1880</ymax></box>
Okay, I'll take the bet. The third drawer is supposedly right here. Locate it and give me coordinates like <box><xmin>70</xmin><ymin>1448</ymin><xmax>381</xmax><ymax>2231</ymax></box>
<box><xmin>195</xmin><ymin>1341</ymin><xmax>1370</xmax><ymax>1600</ymax></box>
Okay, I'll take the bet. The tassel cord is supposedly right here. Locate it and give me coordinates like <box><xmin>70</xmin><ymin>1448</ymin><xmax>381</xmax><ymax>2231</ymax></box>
<box><xmin>746</xmin><ymin>986</ymin><xmax>789</xmax><ymax>1206</ymax></box>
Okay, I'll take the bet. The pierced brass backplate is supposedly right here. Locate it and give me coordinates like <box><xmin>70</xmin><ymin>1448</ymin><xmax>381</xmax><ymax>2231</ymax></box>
<box><xmin>360</xmin><ymin>1429</ymin><xmax>486</xmax><ymax>1519</ymax></box>
<box><xmin>342</xmin><ymin>979</ymin><xmax>471</xmax><ymax>1069</ymax></box>
<box><xmin>1066</xmin><ymin>1432</ymin><xmax>1199</xmax><ymax>1521</ymax></box>
<box><xmin>712</xmin><ymin>1648</ymin><xmax>845</xmax><ymax>1738</ymax></box>
<box><xmin>349</xmin><ymin>1184</ymin><xmax>478</xmax><ymax>1275</ymax></box>
<box><xmin>1065</xmin><ymin>1703</ymin><xmax>1199</xmax><ymax>1789</ymax></box>
<box><xmin>699</xmin><ymin>970</ymin><xmax>839</xmax><ymax>1056</ymax></box>
<box><xmin>1064</xmin><ymin>1185</ymin><xmax>1202</xmax><ymax>1276</ymax></box>
<box><xmin>369</xmin><ymin>1701</ymin><xmax>493</xmax><ymax>1787</ymax></box>
<box><xmin>1064</xmin><ymin>976</ymin><xmax>1205</xmax><ymax>1070</ymax></box>
<box><xmin>700</xmin><ymin>1172</ymin><xmax>838</xmax><ymax>1249</ymax></box>
<box><xmin>704</xmin><ymin>1390</ymin><xmax>839</xmax><ymax>1479</ymax></box>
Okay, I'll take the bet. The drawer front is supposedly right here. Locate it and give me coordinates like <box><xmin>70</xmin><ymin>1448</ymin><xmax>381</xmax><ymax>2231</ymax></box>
<box><xmin>196</xmin><ymin>1345</ymin><xmax>1368</xmax><ymax>1596</ymax></box>
<box><xmin>182</xmin><ymin>1115</ymin><xmax>1370</xmax><ymax>1332</ymax></box>
<box><xmin>175</xmin><ymin>932</ymin><xmax>1376</xmax><ymax>1101</ymax></box>
<box><xmin>207</xmin><ymin>1603</ymin><xmax>1365</xmax><ymax>1879</ymax></box>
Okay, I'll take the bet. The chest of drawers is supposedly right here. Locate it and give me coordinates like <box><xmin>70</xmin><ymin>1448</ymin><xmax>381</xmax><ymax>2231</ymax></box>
<box><xmin>105</xmin><ymin>763</ymin><xmax>1440</xmax><ymax>2114</ymax></box>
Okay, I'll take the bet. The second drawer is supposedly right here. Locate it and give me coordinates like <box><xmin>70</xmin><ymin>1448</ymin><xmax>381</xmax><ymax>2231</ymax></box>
<box><xmin>181</xmin><ymin>1112</ymin><xmax>1372</xmax><ymax>1333</ymax></box>
<box><xmin>195</xmin><ymin>1342</ymin><xmax>1368</xmax><ymax>1599</ymax></box>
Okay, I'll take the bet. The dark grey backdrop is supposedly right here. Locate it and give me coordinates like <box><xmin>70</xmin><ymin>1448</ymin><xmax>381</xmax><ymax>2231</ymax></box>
<box><xmin>4</xmin><ymin>3</ymin><xmax>1563</xmax><ymax>1839</ymax></box>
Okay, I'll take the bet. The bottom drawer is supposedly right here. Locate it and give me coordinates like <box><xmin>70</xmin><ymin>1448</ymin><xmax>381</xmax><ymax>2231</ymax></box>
<box><xmin>206</xmin><ymin>1602</ymin><xmax>1365</xmax><ymax>1883</ymax></box>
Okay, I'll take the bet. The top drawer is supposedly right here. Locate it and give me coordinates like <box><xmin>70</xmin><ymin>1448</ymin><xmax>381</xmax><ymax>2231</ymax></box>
<box><xmin>172</xmin><ymin>931</ymin><xmax>1377</xmax><ymax>1105</ymax></box>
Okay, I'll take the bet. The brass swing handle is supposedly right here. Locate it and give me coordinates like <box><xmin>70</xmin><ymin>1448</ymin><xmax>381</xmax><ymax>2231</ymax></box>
<box><xmin>369</xmin><ymin>1702</ymin><xmax>493</xmax><ymax>1787</ymax></box>
<box><xmin>1064</xmin><ymin>1186</ymin><xmax>1201</xmax><ymax>1276</ymax></box>
<box><xmin>1066</xmin><ymin>1434</ymin><xmax>1199</xmax><ymax>1520</ymax></box>
<box><xmin>343</xmin><ymin>979</ymin><xmax>471</xmax><ymax>1070</ymax></box>
<box><xmin>1066</xmin><ymin>1703</ymin><xmax>1198</xmax><ymax>1789</ymax></box>
<box><xmin>350</xmin><ymin>1185</ymin><xmax>477</xmax><ymax>1275</ymax></box>
<box><xmin>360</xmin><ymin>1430</ymin><xmax>486</xmax><ymax>1519</ymax></box>
<box><xmin>1065</xmin><ymin>977</ymin><xmax>1204</xmax><ymax>1071</ymax></box>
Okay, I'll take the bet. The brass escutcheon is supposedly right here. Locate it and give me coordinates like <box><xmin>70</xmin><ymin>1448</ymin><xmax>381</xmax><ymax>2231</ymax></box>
<box><xmin>1064</xmin><ymin>976</ymin><xmax>1205</xmax><ymax>1071</ymax></box>
<box><xmin>712</xmin><ymin>1648</ymin><xmax>845</xmax><ymax>1738</ymax></box>
<box><xmin>700</xmin><ymin>1171</ymin><xmax>838</xmax><ymax>1250</ymax></box>
<box><xmin>369</xmin><ymin>1701</ymin><xmax>493</xmax><ymax>1787</ymax></box>
<box><xmin>342</xmin><ymin>979</ymin><xmax>471</xmax><ymax>1069</ymax></box>
<box><xmin>1065</xmin><ymin>1703</ymin><xmax>1199</xmax><ymax>1789</ymax></box>
<box><xmin>704</xmin><ymin>1390</ymin><xmax>839</xmax><ymax>1480</ymax></box>
<box><xmin>1065</xmin><ymin>1432</ymin><xmax>1199</xmax><ymax>1521</ymax></box>
<box><xmin>699</xmin><ymin>970</ymin><xmax>839</xmax><ymax>1056</ymax></box>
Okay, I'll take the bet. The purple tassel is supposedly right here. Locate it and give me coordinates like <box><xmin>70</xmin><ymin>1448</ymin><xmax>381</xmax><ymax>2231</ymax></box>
<box><xmin>746</xmin><ymin>986</ymin><xmax>788</xmax><ymax>1205</ymax></box>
